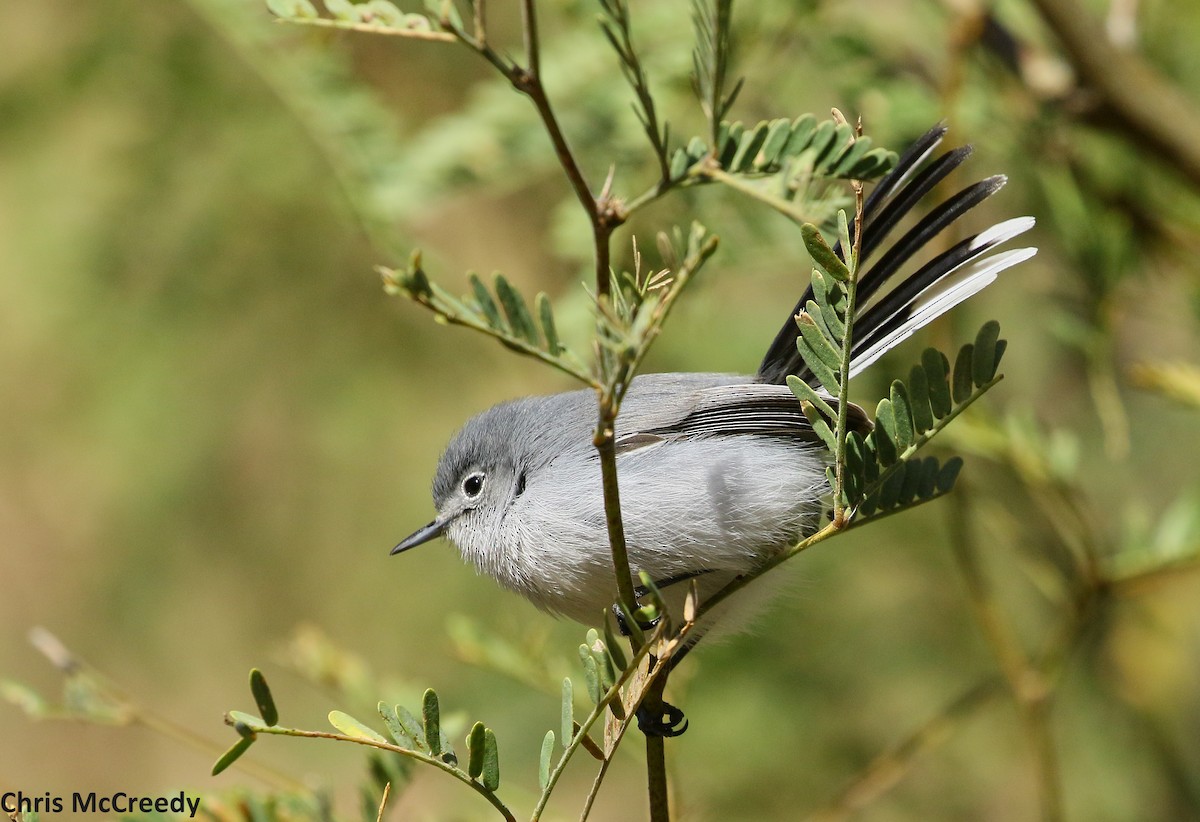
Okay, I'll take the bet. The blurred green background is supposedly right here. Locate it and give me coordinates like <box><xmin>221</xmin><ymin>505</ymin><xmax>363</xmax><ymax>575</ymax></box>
<box><xmin>3</xmin><ymin>0</ymin><xmax>1200</xmax><ymax>819</ymax></box>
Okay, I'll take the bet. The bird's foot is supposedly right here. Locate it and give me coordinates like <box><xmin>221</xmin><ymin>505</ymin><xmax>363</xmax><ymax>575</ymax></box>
<box><xmin>636</xmin><ymin>701</ymin><xmax>688</xmax><ymax>737</ymax></box>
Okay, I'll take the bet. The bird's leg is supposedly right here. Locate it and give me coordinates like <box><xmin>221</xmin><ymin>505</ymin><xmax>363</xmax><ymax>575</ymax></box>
<box><xmin>610</xmin><ymin>569</ymin><xmax>712</xmax><ymax>636</ymax></box>
<box><xmin>636</xmin><ymin>698</ymin><xmax>689</xmax><ymax>737</ymax></box>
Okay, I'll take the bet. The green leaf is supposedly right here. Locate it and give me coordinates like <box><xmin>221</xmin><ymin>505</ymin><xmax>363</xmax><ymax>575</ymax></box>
<box><xmin>228</xmin><ymin>710</ymin><xmax>268</xmax><ymax>733</ymax></box>
<box><xmin>536</xmin><ymin>293</ymin><xmax>562</xmax><ymax>355</ymax></box>
<box><xmin>586</xmin><ymin>629</ymin><xmax>616</xmax><ymax>694</ymax></box>
<box><xmin>616</xmin><ymin>600</ymin><xmax>645</xmax><ymax>645</ymax></box>
<box><xmin>842</xmin><ymin>460</ymin><xmax>862</xmax><ymax>506</ymax></box>
<box><xmin>467</xmin><ymin>721</ymin><xmax>487</xmax><ymax>779</ymax></box>
<box><xmin>539</xmin><ymin>730</ymin><xmax>555</xmax><ymax>789</ymax></box>
<box><xmin>481</xmin><ymin>728</ymin><xmax>500</xmax><ymax>791</ymax></box>
<box><xmin>759</xmin><ymin>118</ymin><xmax>793</xmax><ymax>167</ymax></box>
<box><xmin>578</xmin><ymin>646</ymin><xmax>601</xmax><ymax>704</ymax></box>
<box><xmin>801</xmin><ymin>224</ymin><xmax>850</xmax><ymax>281</ymax></box>
<box><xmin>953</xmin><ymin>343</ymin><xmax>975</xmax><ymax>404</ymax></box>
<box><xmin>875</xmin><ymin>397</ymin><xmax>897</xmax><ymax>442</ymax></box>
<box><xmin>379</xmin><ymin>702</ymin><xmax>415</xmax><ymax>749</ymax></box>
<box><xmin>364</xmin><ymin>0</ymin><xmax>406</xmax><ymax>26</ymax></box>
<box><xmin>494</xmin><ymin>274</ymin><xmax>539</xmax><ymax>345</ymax></box>
<box><xmin>850</xmin><ymin>148</ymin><xmax>898</xmax><ymax>179</ymax></box>
<box><xmin>603</xmin><ymin>613</ymin><xmax>628</xmax><ymax>673</ymax></box>
<box><xmin>422</xmin><ymin>689</ymin><xmax>442</xmax><ymax>756</ymax></box>
<box><xmin>889</xmin><ymin>381</ymin><xmax>914</xmax><ymax>450</ymax></box>
<box><xmin>842</xmin><ymin>434</ymin><xmax>864</xmax><ymax>503</ymax></box>
<box><xmin>669</xmin><ymin>148</ymin><xmax>691</xmax><ymax>180</ymax></box>
<box><xmin>860</xmin><ymin>488</ymin><xmax>879</xmax><ymax>518</ymax></box>
<box><xmin>907</xmin><ymin>363</ymin><xmax>934</xmax><ymax>433</ymax></box>
<box><xmin>899</xmin><ymin>457</ymin><xmax>923</xmax><ymax>505</ymax></box>
<box><xmin>249</xmin><ymin>669</ymin><xmax>278</xmax><ymax>727</ymax></box>
<box><xmin>324</xmin><ymin>0</ymin><xmax>358</xmax><ymax>20</ymax></box>
<box><xmin>837</xmin><ymin>209</ymin><xmax>852</xmax><ymax>268</ymax></box>
<box><xmin>796</xmin><ymin>315</ymin><xmax>842</xmax><ymax>390</ymax></box>
<box><xmin>923</xmin><ymin>348</ymin><xmax>952</xmax><ymax>418</ymax></box>
<box><xmin>468</xmin><ymin>273</ymin><xmax>504</xmax><ymax>330</ymax></box>
<box><xmin>718</xmin><ymin>121</ymin><xmax>743</xmax><ymax>167</ymax></box>
<box><xmin>329</xmin><ymin>710</ymin><xmax>387</xmax><ymax>744</ymax></box>
<box><xmin>801</xmin><ymin>400</ymin><xmax>837</xmax><ymax>451</ymax></box>
<box><xmin>845</xmin><ymin>430</ymin><xmax>866</xmax><ymax>476</ymax></box>
<box><xmin>871</xmin><ymin>411</ymin><xmax>898</xmax><ymax>466</ymax></box>
<box><xmin>806</xmin><ymin>119</ymin><xmax>837</xmax><ymax>167</ymax></box>
<box><xmin>806</xmin><ymin>299</ymin><xmax>836</xmax><ymax>343</ymax></box>
<box><xmin>916</xmin><ymin>456</ymin><xmax>940</xmax><ymax>499</ymax></box>
<box><xmin>972</xmin><ymin>320</ymin><xmax>1002</xmax><ymax>386</ymax></box>
<box><xmin>0</xmin><ymin>680</ymin><xmax>47</xmax><ymax>717</ymax></box>
<box><xmin>637</xmin><ymin>570</ymin><xmax>667</xmax><ymax>612</ymax></box>
<box><xmin>731</xmin><ymin>120</ymin><xmax>770</xmax><ymax>171</ymax></box>
<box><xmin>861</xmin><ymin>432</ymin><xmax>880</xmax><ymax>483</ymax></box>
<box><xmin>783</xmin><ymin>114</ymin><xmax>817</xmax><ymax>156</ymax></box>
<box><xmin>393</xmin><ymin>704</ymin><xmax>427</xmax><ymax>751</ymax></box>
<box><xmin>561</xmin><ymin>678</ymin><xmax>574</xmax><ymax>744</ymax></box>
<box><xmin>816</xmin><ymin>122</ymin><xmax>854</xmax><ymax>169</ymax></box>
<box><xmin>879</xmin><ymin>461</ymin><xmax>907</xmax><ymax>510</ymax></box>
<box><xmin>212</xmin><ymin>736</ymin><xmax>255</xmax><ymax>776</ymax></box>
<box><xmin>819</xmin><ymin>296</ymin><xmax>847</xmax><ymax>343</ymax></box>
<box><xmin>787</xmin><ymin>375</ymin><xmax>836</xmax><ymax>420</ymax></box>
<box><xmin>832</xmin><ymin>136</ymin><xmax>873</xmax><ymax>178</ymax></box>
<box><xmin>937</xmin><ymin>457</ymin><xmax>964</xmax><ymax>493</ymax></box>
<box><xmin>266</xmin><ymin>0</ymin><xmax>319</xmax><ymax>19</ymax></box>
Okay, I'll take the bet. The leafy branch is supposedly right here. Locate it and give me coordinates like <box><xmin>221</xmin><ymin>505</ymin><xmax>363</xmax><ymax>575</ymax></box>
<box><xmin>265</xmin><ymin>0</ymin><xmax>457</xmax><ymax>40</ymax></box>
<box><xmin>597</xmin><ymin>0</ymin><xmax>671</xmax><ymax>182</ymax></box>
<box><xmin>212</xmin><ymin>617</ymin><xmax>688</xmax><ymax>822</ymax></box>
<box><xmin>380</xmin><ymin>253</ymin><xmax>595</xmax><ymax>387</ymax></box>
<box><xmin>214</xmin><ymin>673</ymin><xmax>515</xmax><ymax>821</ymax></box>
<box><xmin>686</xmin><ymin>187</ymin><xmax>1010</xmax><ymax>628</ymax></box>
<box><xmin>594</xmin><ymin>224</ymin><xmax>720</xmax><ymax>409</ymax></box>
<box><xmin>691</xmin><ymin>0</ymin><xmax>741</xmax><ymax>148</ymax></box>
<box><xmin>623</xmin><ymin>114</ymin><xmax>898</xmax><ymax>221</ymax></box>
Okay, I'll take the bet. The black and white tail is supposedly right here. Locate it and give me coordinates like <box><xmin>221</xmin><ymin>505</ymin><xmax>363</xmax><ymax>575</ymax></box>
<box><xmin>756</xmin><ymin>124</ymin><xmax>1036</xmax><ymax>386</ymax></box>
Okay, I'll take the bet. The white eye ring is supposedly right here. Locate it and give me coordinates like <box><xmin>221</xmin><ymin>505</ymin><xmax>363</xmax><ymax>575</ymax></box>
<box><xmin>462</xmin><ymin>472</ymin><xmax>486</xmax><ymax>498</ymax></box>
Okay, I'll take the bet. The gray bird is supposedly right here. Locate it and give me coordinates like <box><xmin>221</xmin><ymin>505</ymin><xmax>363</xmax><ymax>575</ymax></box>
<box><xmin>393</xmin><ymin>125</ymin><xmax>1036</xmax><ymax>638</ymax></box>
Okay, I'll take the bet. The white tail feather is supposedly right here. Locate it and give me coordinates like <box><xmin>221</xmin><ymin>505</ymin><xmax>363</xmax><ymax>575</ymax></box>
<box><xmin>849</xmin><ymin>245</ymin><xmax>1037</xmax><ymax>378</ymax></box>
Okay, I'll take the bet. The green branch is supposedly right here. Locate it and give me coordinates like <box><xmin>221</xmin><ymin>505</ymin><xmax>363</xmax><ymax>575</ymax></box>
<box><xmin>220</xmin><ymin>716</ymin><xmax>516</xmax><ymax>822</ymax></box>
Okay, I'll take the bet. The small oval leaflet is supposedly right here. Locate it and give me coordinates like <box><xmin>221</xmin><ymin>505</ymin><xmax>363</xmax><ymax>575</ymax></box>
<box><xmin>329</xmin><ymin>710</ymin><xmax>387</xmax><ymax>744</ymax></box>
<box><xmin>249</xmin><ymin>668</ymin><xmax>278</xmax><ymax>727</ymax></box>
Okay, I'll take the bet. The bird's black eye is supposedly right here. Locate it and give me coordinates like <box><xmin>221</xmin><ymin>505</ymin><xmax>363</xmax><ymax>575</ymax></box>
<box><xmin>462</xmin><ymin>472</ymin><xmax>485</xmax><ymax>498</ymax></box>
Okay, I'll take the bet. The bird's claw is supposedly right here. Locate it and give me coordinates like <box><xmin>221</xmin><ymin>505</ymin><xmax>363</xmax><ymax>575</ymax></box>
<box><xmin>636</xmin><ymin>701</ymin><xmax>688</xmax><ymax>737</ymax></box>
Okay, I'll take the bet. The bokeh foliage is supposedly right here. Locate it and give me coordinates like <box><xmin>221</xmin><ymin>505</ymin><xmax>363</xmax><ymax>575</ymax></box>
<box><xmin>3</xmin><ymin>0</ymin><xmax>1200</xmax><ymax>820</ymax></box>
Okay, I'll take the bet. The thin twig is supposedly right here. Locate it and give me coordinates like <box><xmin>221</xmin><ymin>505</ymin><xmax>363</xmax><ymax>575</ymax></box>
<box><xmin>237</xmin><ymin>724</ymin><xmax>515</xmax><ymax>822</ymax></box>
<box><xmin>594</xmin><ymin>422</ymin><xmax>640</xmax><ymax>619</ymax></box>
<box><xmin>472</xmin><ymin>0</ymin><xmax>486</xmax><ymax>43</ymax></box>
<box><xmin>701</xmin><ymin>164</ymin><xmax>822</xmax><ymax>226</ymax></box>
<box><xmin>643</xmin><ymin>671</ymin><xmax>671</xmax><ymax>822</ymax></box>
<box><xmin>832</xmin><ymin>177</ymin><xmax>865</xmax><ymax>525</ymax></box>
<box><xmin>375</xmin><ymin>782</ymin><xmax>391</xmax><ymax>822</ymax></box>
<box><xmin>533</xmin><ymin>628</ymin><xmax>668</xmax><ymax>821</ymax></box>
<box><xmin>520</xmin><ymin>0</ymin><xmax>540</xmax><ymax>79</ymax></box>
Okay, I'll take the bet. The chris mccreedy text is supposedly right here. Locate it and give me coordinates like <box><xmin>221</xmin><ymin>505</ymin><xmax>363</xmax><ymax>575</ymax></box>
<box><xmin>1</xmin><ymin>791</ymin><xmax>201</xmax><ymax>817</ymax></box>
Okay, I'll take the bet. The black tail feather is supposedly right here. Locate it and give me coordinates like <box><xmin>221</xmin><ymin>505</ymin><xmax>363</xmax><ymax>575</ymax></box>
<box><xmin>756</xmin><ymin>124</ymin><xmax>1029</xmax><ymax>386</ymax></box>
<box><xmin>855</xmin><ymin>175</ymin><xmax>1007</xmax><ymax>308</ymax></box>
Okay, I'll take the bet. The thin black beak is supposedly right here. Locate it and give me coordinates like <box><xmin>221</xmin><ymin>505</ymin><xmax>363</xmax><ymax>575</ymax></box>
<box><xmin>391</xmin><ymin>519</ymin><xmax>447</xmax><ymax>555</ymax></box>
